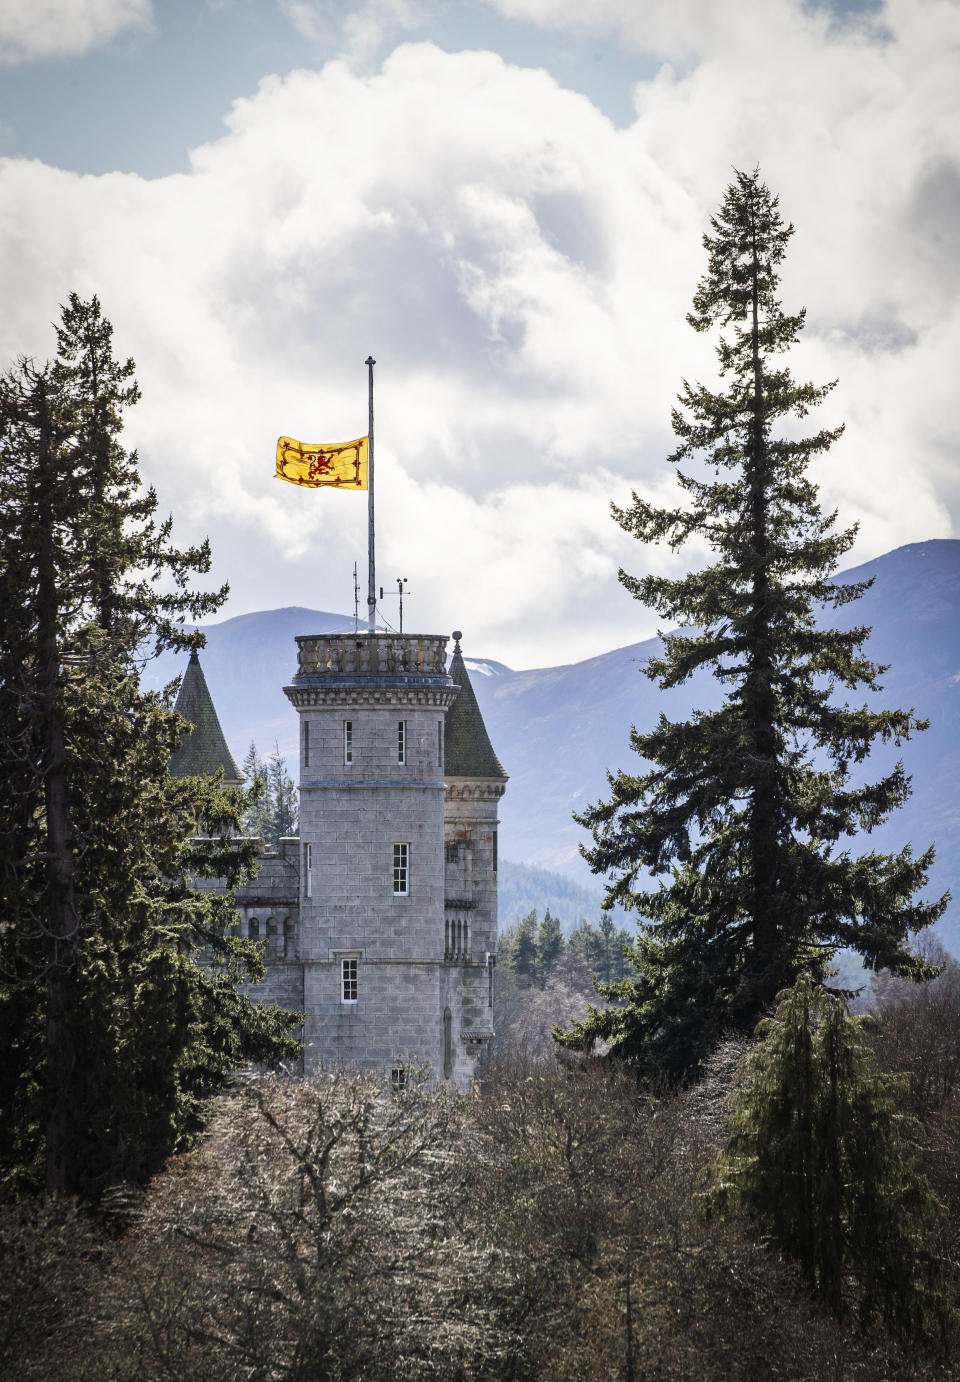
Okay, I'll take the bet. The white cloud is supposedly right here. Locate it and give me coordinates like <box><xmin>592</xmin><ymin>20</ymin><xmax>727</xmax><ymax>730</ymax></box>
<box><xmin>0</xmin><ymin>5</ymin><xmax>957</xmax><ymax>666</ymax></box>
<box><xmin>278</xmin><ymin>0</ymin><xmax>426</xmax><ymax>64</ymax></box>
<box><xmin>0</xmin><ymin>0</ymin><xmax>152</xmax><ymax>65</ymax></box>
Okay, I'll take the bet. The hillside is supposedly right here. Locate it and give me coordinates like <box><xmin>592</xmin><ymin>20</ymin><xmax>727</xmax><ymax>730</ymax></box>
<box><xmin>475</xmin><ymin>540</ymin><xmax>960</xmax><ymax>947</ymax></box>
<box><xmin>148</xmin><ymin>540</ymin><xmax>960</xmax><ymax>949</ymax></box>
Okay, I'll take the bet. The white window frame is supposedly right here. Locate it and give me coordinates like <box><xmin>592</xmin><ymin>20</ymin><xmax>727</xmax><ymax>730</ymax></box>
<box><xmin>397</xmin><ymin>719</ymin><xmax>407</xmax><ymax>765</ymax></box>
<box><xmin>341</xmin><ymin>956</ymin><xmax>358</xmax><ymax>1004</ymax></box>
<box><xmin>344</xmin><ymin>719</ymin><xmax>353</xmax><ymax>766</ymax></box>
<box><xmin>393</xmin><ymin>842</ymin><xmax>409</xmax><ymax>896</ymax></box>
<box><xmin>304</xmin><ymin>842</ymin><xmax>312</xmax><ymax>898</ymax></box>
<box><xmin>391</xmin><ymin>1065</ymin><xmax>406</xmax><ymax>1092</ymax></box>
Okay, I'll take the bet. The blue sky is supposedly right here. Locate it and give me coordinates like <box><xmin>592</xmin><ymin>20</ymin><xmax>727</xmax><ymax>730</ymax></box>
<box><xmin>0</xmin><ymin>0</ymin><xmax>956</xmax><ymax>667</ymax></box>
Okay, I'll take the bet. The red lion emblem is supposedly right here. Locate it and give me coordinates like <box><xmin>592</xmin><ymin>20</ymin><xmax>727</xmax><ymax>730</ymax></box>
<box><xmin>307</xmin><ymin>450</ymin><xmax>335</xmax><ymax>482</ymax></box>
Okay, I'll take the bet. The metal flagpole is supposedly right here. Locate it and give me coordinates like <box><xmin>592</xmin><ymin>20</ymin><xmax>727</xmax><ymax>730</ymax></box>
<box><xmin>365</xmin><ymin>356</ymin><xmax>376</xmax><ymax>634</ymax></box>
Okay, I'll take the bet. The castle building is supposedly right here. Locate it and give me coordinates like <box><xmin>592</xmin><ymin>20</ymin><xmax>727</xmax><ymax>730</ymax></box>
<box><xmin>170</xmin><ymin>628</ymin><xmax>507</xmax><ymax>1088</ymax></box>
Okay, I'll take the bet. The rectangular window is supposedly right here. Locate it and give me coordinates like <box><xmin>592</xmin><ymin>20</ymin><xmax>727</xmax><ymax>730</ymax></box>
<box><xmin>344</xmin><ymin>720</ymin><xmax>353</xmax><ymax>766</ymax></box>
<box><xmin>393</xmin><ymin>842</ymin><xmax>409</xmax><ymax>896</ymax></box>
<box><xmin>341</xmin><ymin>957</ymin><xmax>358</xmax><ymax>1003</ymax></box>
<box><xmin>438</xmin><ymin>719</ymin><xmax>443</xmax><ymax>768</ymax></box>
<box><xmin>304</xmin><ymin>842</ymin><xmax>313</xmax><ymax>899</ymax></box>
<box><xmin>391</xmin><ymin>1065</ymin><xmax>406</xmax><ymax>1092</ymax></box>
<box><xmin>397</xmin><ymin>719</ymin><xmax>407</xmax><ymax>765</ymax></box>
<box><xmin>302</xmin><ymin>718</ymin><xmax>310</xmax><ymax>767</ymax></box>
<box><xmin>492</xmin><ymin>828</ymin><xmax>498</xmax><ymax>875</ymax></box>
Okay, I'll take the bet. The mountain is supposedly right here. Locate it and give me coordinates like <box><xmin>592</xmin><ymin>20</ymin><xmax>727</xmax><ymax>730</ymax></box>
<box><xmin>473</xmin><ymin>540</ymin><xmax>960</xmax><ymax>948</ymax></box>
<box><xmin>147</xmin><ymin>541</ymin><xmax>960</xmax><ymax>948</ymax></box>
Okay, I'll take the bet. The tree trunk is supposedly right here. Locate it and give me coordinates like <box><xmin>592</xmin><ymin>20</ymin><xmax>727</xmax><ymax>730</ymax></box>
<box><xmin>35</xmin><ymin>380</ymin><xmax>79</xmax><ymax>1196</ymax></box>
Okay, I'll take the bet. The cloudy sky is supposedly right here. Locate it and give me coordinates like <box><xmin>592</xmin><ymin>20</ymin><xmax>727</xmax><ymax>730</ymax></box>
<box><xmin>1</xmin><ymin>0</ymin><xmax>957</xmax><ymax>668</ymax></box>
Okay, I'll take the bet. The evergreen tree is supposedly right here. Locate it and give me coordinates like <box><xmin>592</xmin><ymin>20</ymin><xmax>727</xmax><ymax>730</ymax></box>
<box><xmin>241</xmin><ymin>740</ymin><xmax>298</xmax><ymax>846</ymax></box>
<box><xmin>503</xmin><ymin>910</ymin><xmax>538</xmax><ymax>989</ymax></box>
<box><xmin>560</xmin><ymin>171</ymin><xmax>945</xmax><ymax>1081</ymax></box>
<box><xmin>240</xmin><ymin>740</ymin><xmax>272</xmax><ymax>840</ymax></box>
<box><xmin>535</xmin><ymin>908</ymin><xmax>564</xmax><ymax>986</ymax></box>
<box><xmin>267</xmin><ymin>739</ymin><xmax>299</xmax><ymax>842</ymax></box>
<box><xmin>0</xmin><ymin>296</ymin><xmax>299</xmax><ymax>1201</ymax></box>
<box><xmin>710</xmin><ymin>975</ymin><xmax>958</xmax><ymax>1346</ymax></box>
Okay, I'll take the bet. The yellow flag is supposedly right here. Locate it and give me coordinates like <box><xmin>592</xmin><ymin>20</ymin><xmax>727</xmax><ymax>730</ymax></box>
<box><xmin>275</xmin><ymin>435</ymin><xmax>368</xmax><ymax>490</ymax></box>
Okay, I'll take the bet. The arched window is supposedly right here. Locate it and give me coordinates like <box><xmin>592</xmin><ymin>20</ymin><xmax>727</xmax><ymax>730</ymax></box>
<box><xmin>249</xmin><ymin>917</ymin><xmax>260</xmax><ymax>940</ymax></box>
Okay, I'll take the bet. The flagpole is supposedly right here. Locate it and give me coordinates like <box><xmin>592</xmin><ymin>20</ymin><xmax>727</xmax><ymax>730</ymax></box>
<box><xmin>365</xmin><ymin>356</ymin><xmax>376</xmax><ymax>634</ymax></box>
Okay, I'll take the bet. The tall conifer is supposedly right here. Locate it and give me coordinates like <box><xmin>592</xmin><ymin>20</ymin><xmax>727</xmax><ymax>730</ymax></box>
<box><xmin>0</xmin><ymin>296</ymin><xmax>298</xmax><ymax>1200</ymax></box>
<box><xmin>560</xmin><ymin>171</ymin><xmax>946</xmax><ymax>1080</ymax></box>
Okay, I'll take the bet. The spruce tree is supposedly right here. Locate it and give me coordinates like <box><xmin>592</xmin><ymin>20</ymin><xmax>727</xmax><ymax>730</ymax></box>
<box><xmin>535</xmin><ymin>909</ymin><xmax>564</xmax><ymax>986</ymax></box>
<box><xmin>266</xmin><ymin>740</ymin><xmax>299</xmax><ymax>843</ymax></box>
<box><xmin>560</xmin><ymin>171</ymin><xmax>946</xmax><ymax>1081</ymax></box>
<box><xmin>241</xmin><ymin>740</ymin><xmax>272</xmax><ymax>841</ymax></box>
<box><xmin>0</xmin><ymin>296</ymin><xmax>298</xmax><ymax>1200</ymax></box>
<box><xmin>710</xmin><ymin>975</ymin><xmax>958</xmax><ymax>1346</ymax></box>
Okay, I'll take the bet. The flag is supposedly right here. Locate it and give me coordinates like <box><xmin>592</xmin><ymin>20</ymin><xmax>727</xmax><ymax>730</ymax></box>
<box><xmin>275</xmin><ymin>435</ymin><xmax>368</xmax><ymax>489</ymax></box>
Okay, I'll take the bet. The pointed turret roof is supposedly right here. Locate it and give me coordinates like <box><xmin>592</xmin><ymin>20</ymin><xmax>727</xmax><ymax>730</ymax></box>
<box><xmin>445</xmin><ymin>632</ymin><xmax>508</xmax><ymax>781</ymax></box>
<box><xmin>168</xmin><ymin>649</ymin><xmax>241</xmax><ymax>783</ymax></box>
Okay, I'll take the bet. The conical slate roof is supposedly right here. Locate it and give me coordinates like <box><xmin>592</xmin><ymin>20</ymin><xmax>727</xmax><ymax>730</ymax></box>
<box><xmin>445</xmin><ymin>632</ymin><xmax>508</xmax><ymax>781</ymax></box>
<box><xmin>168</xmin><ymin>649</ymin><xmax>241</xmax><ymax>783</ymax></box>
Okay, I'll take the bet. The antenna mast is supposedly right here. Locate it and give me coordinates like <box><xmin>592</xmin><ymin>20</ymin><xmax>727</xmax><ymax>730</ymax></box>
<box><xmin>365</xmin><ymin>356</ymin><xmax>376</xmax><ymax>634</ymax></box>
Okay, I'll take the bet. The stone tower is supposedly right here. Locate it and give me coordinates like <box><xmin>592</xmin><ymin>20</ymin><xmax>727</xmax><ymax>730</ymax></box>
<box><xmin>284</xmin><ymin>629</ymin><xmax>506</xmax><ymax>1086</ymax></box>
<box><xmin>443</xmin><ymin>632</ymin><xmax>508</xmax><ymax>1070</ymax></box>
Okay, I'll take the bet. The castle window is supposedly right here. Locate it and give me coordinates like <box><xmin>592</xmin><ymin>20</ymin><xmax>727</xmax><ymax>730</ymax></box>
<box><xmin>438</xmin><ymin>719</ymin><xmax>443</xmax><ymax>768</ymax></box>
<box><xmin>391</xmin><ymin>1065</ymin><xmax>406</xmax><ymax>1092</ymax></box>
<box><xmin>344</xmin><ymin>720</ymin><xmax>353</xmax><ymax>765</ymax></box>
<box><xmin>492</xmin><ymin>829</ymin><xmax>498</xmax><ymax>875</ymax></box>
<box><xmin>249</xmin><ymin>917</ymin><xmax>260</xmax><ymax>940</ymax></box>
<box><xmin>443</xmin><ymin>1007</ymin><xmax>452</xmax><ymax>1080</ymax></box>
<box><xmin>303</xmin><ymin>718</ymin><xmax>310</xmax><ymax>767</ymax></box>
<box><xmin>304</xmin><ymin>842</ymin><xmax>313</xmax><ymax>898</ymax></box>
<box><xmin>393</xmin><ymin>843</ymin><xmax>409</xmax><ymax>896</ymax></box>
<box><xmin>445</xmin><ymin>840</ymin><xmax>460</xmax><ymax>864</ymax></box>
<box><xmin>341</xmin><ymin>957</ymin><xmax>358</xmax><ymax>1003</ymax></box>
<box><xmin>397</xmin><ymin>719</ymin><xmax>407</xmax><ymax>765</ymax></box>
<box><xmin>339</xmin><ymin>961</ymin><xmax>359</xmax><ymax>1006</ymax></box>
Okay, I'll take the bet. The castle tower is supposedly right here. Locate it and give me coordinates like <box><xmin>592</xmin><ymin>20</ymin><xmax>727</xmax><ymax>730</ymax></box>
<box><xmin>285</xmin><ymin>630</ymin><xmax>492</xmax><ymax>1085</ymax></box>
<box><xmin>443</xmin><ymin>633</ymin><xmax>508</xmax><ymax>1070</ymax></box>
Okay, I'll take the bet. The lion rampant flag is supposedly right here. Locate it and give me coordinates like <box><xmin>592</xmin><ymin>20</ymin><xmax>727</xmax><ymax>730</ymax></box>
<box><xmin>275</xmin><ymin>435</ymin><xmax>368</xmax><ymax>490</ymax></box>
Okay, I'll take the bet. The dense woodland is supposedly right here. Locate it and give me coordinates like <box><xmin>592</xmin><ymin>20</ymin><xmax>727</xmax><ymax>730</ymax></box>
<box><xmin>3</xmin><ymin>172</ymin><xmax>960</xmax><ymax>1379</ymax></box>
<box><xmin>4</xmin><ymin>959</ymin><xmax>960</xmax><ymax>1380</ymax></box>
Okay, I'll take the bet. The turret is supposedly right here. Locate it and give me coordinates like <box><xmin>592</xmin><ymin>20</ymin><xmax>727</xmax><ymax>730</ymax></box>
<box><xmin>443</xmin><ymin>632</ymin><xmax>508</xmax><ymax>1065</ymax></box>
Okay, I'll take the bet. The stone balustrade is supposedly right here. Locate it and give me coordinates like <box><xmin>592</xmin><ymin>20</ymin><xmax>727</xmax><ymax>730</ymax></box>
<box><xmin>293</xmin><ymin>632</ymin><xmax>451</xmax><ymax>680</ymax></box>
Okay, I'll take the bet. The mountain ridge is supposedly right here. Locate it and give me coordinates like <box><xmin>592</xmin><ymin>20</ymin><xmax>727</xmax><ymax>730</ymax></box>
<box><xmin>146</xmin><ymin>540</ymin><xmax>960</xmax><ymax>948</ymax></box>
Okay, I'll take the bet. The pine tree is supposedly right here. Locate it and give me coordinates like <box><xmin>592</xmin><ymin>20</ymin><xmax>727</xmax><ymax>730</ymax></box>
<box><xmin>560</xmin><ymin>171</ymin><xmax>946</xmax><ymax>1081</ymax></box>
<box><xmin>241</xmin><ymin>740</ymin><xmax>272</xmax><ymax>841</ymax></box>
<box><xmin>503</xmin><ymin>910</ymin><xmax>538</xmax><ymax>989</ymax></box>
<box><xmin>535</xmin><ymin>909</ymin><xmax>564</xmax><ymax>986</ymax></box>
<box><xmin>266</xmin><ymin>740</ymin><xmax>299</xmax><ymax>843</ymax></box>
<box><xmin>0</xmin><ymin>296</ymin><xmax>299</xmax><ymax>1200</ymax></box>
<box><xmin>709</xmin><ymin>975</ymin><xmax>958</xmax><ymax>1346</ymax></box>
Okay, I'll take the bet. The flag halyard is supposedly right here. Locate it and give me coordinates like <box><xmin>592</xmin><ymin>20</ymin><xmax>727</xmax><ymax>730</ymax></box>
<box><xmin>275</xmin><ymin>435</ymin><xmax>368</xmax><ymax>490</ymax></box>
